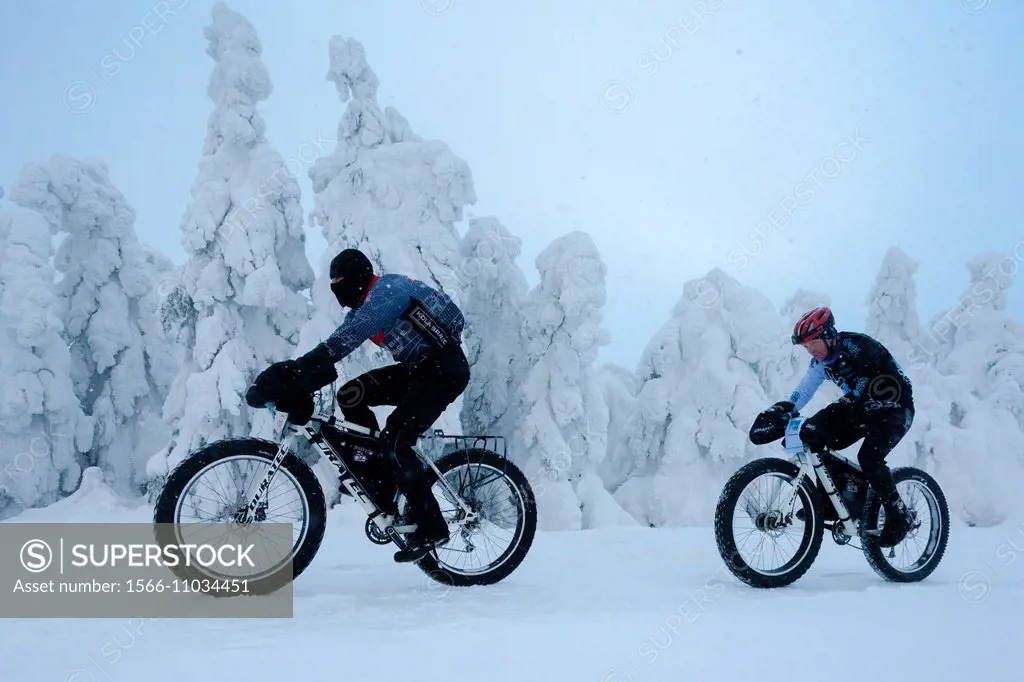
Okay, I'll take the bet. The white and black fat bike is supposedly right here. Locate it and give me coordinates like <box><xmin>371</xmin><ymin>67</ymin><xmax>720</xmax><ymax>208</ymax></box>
<box><xmin>714</xmin><ymin>411</ymin><xmax>950</xmax><ymax>588</ymax></box>
<box><xmin>152</xmin><ymin>404</ymin><xmax>537</xmax><ymax>595</ymax></box>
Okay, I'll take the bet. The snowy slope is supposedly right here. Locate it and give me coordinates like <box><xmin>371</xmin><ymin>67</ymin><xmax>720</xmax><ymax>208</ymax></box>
<box><xmin>1</xmin><ymin>470</ymin><xmax>1021</xmax><ymax>682</ymax></box>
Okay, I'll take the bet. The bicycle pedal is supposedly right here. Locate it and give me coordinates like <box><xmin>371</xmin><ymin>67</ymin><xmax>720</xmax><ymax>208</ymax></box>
<box><xmin>391</xmin><ymin>524</ymin><xmax>418</xmax><ymax>533</ymax></box>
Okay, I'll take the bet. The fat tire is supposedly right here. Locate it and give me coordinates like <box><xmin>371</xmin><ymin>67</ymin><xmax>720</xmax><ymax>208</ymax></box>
<box><xmin>152</xmin><ymin>437</ymin><xmax>327</xmax><ymax>596</ymax></box>
<box><xmin>415</xmin><ymin>448</ymin><xmax>537</xmax><ymax>588</ymax></box>
<box><xmin>861</xmin><ymin>466</ymin><xmax>950</xmax><ymax>583</ymax></box>
<box><xmin>714</xmin><ymin>457</ymin><xmax>825</xmax><ymax>588</ymax></box>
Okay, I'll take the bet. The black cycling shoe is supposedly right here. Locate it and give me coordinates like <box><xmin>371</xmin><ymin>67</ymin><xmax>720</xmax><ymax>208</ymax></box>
<box><xmin>393</xmin><ymin>508</ymin><xmax>450</xmax><ymax>563</ymax></box>
<box><xmin>393</xmin><ymin>529</ymin><xmax>450</xmax><ymax>563</ymax></box>
<box><xmin>392</xmin><ymin>490</ymin><xmax>450</xmax><ymax>563</ymax></box>
<box><xmin>864</xmin><ymin>498</ymin><xmax>913</xmax><ymax>547</ymax></box>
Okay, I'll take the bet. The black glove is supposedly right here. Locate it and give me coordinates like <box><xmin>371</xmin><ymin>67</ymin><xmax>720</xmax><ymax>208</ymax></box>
<box><xmin>243</xmin><ymin>344</ymin><xmax>338</xmax><ymax>427</ymax></box>
<box><xmin>245</xmin><ymin>360</ymin><xmax>300</xmax><ymax>408</ymax></box>
<box><xmin>765</xmin><ymin>400</ymin><xmax>795</xmax><ymax>416</ymax></box>
<box><xmin>292</xmin><ymin>343</ymin><xmax>339</xmax><ymax>394</ymax></box>
<box><xmin>748</xmin><ymin>401</ymin><xmax>796</xmax><ymax>446</ymax></box>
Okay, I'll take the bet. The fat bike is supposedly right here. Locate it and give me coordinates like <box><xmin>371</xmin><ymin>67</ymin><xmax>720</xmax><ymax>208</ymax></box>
<box><xmin>152</xmin><ymin>405</ymin><xmax>538</xmax><ymax>595</ymax></box>
<box><xmin>714</xmin><ymin>410</ymin><xmax>949</xmax><ymax>588</ymax></box>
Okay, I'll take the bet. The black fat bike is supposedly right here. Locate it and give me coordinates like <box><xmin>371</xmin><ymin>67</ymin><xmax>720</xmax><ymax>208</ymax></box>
<box><xmin>152</xmin><ymin>403</ymin><xmax>538</xmax><ymax>595</ymax></box>
<box><xmin>714</xmin><ymin>409</ymin><xmax>950</xmax><ymax>588</ymax></box>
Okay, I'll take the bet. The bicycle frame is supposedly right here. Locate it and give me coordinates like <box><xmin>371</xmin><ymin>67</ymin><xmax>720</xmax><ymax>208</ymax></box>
<box><xmin>778</xmin><ymin>416</ymin><xmax>860</xmax><ymax>538</ymax></box>
<box><xmin>236</xmin><ymin>405</ymin><xmax>477</xmax><ymax>541</ymax></box>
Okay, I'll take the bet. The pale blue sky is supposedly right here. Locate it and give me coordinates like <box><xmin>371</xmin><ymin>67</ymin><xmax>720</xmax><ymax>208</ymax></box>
<box><xmin>1</xmin><ymin>0</ymin><xmax>1021</xmax><ymax>369</ymax></box>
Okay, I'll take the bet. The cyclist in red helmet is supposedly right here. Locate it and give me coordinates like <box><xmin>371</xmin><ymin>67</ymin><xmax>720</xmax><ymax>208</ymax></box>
<box><xmin>763</xmin><ymin>306</ymin><xmax>915</xmax><ymax>546</ymax></box>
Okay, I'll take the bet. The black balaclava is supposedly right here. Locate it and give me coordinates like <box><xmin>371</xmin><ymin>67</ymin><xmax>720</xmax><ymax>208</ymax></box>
<box><xmin>329</xmin><ymin>249</ymin><xmax>375</xmax><ymax>308</ymax></box>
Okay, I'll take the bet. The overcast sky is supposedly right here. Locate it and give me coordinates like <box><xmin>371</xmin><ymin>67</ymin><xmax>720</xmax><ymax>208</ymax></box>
<box><xmin>1</xmin><ymin>0</ymin><xmax>1021</xmax><ymax>369</ymax></box>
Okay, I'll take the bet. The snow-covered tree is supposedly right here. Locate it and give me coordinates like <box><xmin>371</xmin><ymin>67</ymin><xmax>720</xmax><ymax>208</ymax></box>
<box><xmin>861</xmin><ymin>245</ymin><xmax>925</xmax><ymax>396</ymax></box>
<box><xmin>983</xmin><ymin>318</ymin><xmax>1024</xmax><ymax>426</ymax></box>
<box><xmin>611</xmin><ymin>268</ymin><xmax>791</xmax><ymax>526</ymax></box>
<box><xmin>916</xmin><ymin>251</ymin><xmax>1024</xmax><ymax>525</ymax></box>
<box><xmin>457</xmin><ymin>216</ymin><xmax>529</xmax><ymax>439</ymax></box>
<box><xmin>139</xmin><ymin>245</ymin><xmax>184</xmax><ymax>396</ymax></box>
<box><xmin>298</xmin><ymin>36</ymin><xmax>398</xmax><ymax>358</ymax></box>
<box><xmin>8</xmin><ymin>156</ymin><xmax>179</xmax><ymax>497</ymax></box>
<box><xmin>512</xmin><ymin>231</ymin><xmax>633</xmax><ymax>530</ymax></box>
<box><xmin>299</xmin><ymin>35</ymin><xmax>476</xmax><ymax>435</ymax></box>
<box><xmin>0</xmin><ymin>202</ymin><xmax>92</xmax><ymax>518</ymax></box>
<box><xmin>932</xmin><ymin>251</ymin><xmax>1016</xmax><ymax>382</ymax></box>
<box><xmin>780</xmin><ymin>287</ymin><xmax>832</xmax><ymax>325</ymax></box>
<box><xmin>865</xmin><ymin>246</ymin><xmax>921</xmax><ymax>354</ymax></box>
<box><xmin>591</xmin><ymin>362</ymin><xmax>640</xmax><ymax>498</ymax></box>
<box><xmin>151</xmin><ymin>2</ymin><xmax>315</xmax><ymax>478</ymax></box>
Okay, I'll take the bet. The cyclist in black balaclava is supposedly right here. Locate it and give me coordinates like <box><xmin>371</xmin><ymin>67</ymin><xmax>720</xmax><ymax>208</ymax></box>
<box><xmin>329</xmin><ymin>248</ymin><xmax>375</xmax><ymax>309</ymax></box>
<box><xmin>248</xmin><ymin>247</ymin><xmax>469</xmax><ymax>563</ymax></box>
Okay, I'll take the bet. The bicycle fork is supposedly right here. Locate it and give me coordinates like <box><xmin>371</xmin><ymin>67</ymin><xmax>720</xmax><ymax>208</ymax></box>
<box><xmin>778</xmin><ymin>418</ymin><xmax>859</xmax><ymax>538</ymax></box>
<box><xmin>235</xmin><ymin>432</ymin><xmax>295</xmax><ymax>524</ymax></box>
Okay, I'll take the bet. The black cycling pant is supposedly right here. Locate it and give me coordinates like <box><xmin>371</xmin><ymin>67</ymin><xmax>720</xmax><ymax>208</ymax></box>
<box><xmin>799</xmin><ymin>399</ymin><xmax>915</xmax><ymax>506</ymax></box>
<box><xmin>336</xmin><ymin>344</ymin><xmax>470</xmax><ymax>534</ymax></box>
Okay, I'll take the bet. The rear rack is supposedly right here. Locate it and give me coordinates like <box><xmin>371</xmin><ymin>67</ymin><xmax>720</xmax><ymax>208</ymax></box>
<box><xmin>418</xmin><ymin>429</ymin><xmax>509</xmax><ymax>462</ymax></box>
<box><xmin>303</xmin><ymin>415</ymin><xmax>508</xmax><ymax>462</ymax></box>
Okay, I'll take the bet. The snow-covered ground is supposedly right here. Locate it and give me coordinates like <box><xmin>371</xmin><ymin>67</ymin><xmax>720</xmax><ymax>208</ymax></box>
<box><xmin>1</xmin><ymin>470</ymin><xmax>1021</xmax><ymax>682</ymax></box>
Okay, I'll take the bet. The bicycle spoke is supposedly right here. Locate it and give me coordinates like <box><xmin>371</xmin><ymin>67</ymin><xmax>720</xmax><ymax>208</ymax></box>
<box><xmin>731</xmin><ymin>471</ymin><xmax>809</xmax><ymax>575</ymax></box>
<box><xmin>429</xmin><ymin>461</ymin><xmax>524</xmax><ymax>575</ymax></box>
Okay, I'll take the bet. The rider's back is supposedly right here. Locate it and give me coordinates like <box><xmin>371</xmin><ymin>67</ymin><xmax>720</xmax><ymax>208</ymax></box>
<box><xmin>330</xmin><ymin>273</ymin><xmax>465</xmax><ymax>366</ymax></box>
<box><xmin>822</xmin><ymin>331</ymin><xmax>913</xmax><ymax>408</ymax></box>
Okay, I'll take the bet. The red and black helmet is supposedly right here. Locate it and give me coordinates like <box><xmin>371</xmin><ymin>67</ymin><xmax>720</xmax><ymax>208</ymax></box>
<box><xmin>792</xmin><ymin>306</ymin><xmax>836</xmax><ymax>345</ymax></box>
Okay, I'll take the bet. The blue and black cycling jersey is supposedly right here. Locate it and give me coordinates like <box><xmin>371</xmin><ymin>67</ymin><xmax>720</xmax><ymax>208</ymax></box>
<box><xmin>789</xmin><ymin>331</ymin><xmax>914</xmax><ymax>413</ymax></box>
<box><xmin>323</xmin><ymin>273</ymin><xmax>465</xmax><ymax>366</ymax></box>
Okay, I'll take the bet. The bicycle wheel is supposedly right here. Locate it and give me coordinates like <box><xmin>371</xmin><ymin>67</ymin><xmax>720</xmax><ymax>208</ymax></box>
<box><xmin>410</xmin><ymin>448</ymin><xmax>537</xmax><ymax>587</ymax></box>
<box><xmin>714</xmin><ymin>457</ymin><xmax>825</xmax><ymax>588</ymax></box>
<box><xmin>152</xmin><ymin>438</ymin><xmax>326</xmax><ymax>595</ymax></box>
<box><xmin>861</xmin><ymin>466</ymin><xmax>950</xmax><ymax>583</ymax></box>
